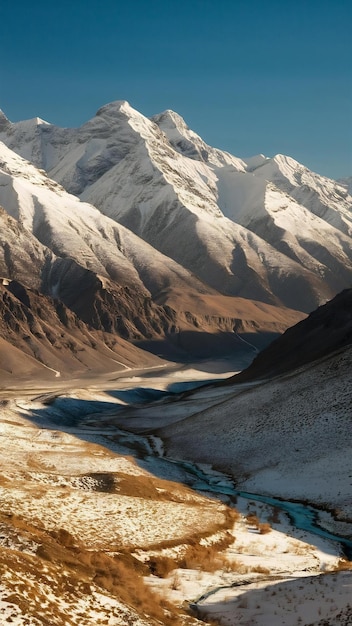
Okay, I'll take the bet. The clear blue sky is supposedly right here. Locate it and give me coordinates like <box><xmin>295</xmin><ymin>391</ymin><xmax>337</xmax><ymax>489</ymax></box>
<box><xmin>0</xmin><ymin>0</ymin><xmax>351</xmax><ymax>178</ymax></box>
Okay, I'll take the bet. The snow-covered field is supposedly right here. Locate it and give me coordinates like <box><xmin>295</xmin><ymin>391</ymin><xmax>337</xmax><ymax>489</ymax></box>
<box><xmin>0</xmin><ymin>359</ymin><xmax>351</xmax><ymax>625</ymax></box>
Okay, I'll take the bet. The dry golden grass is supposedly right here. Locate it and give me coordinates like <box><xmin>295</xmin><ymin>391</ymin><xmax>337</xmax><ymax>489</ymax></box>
<box><xmin>1</xmin><ymin>495</ymin><xmax>238</xmax><ymax>625</ymax></box>
<box><xmin>179</xmin><ymin>532</ymin><xmax>235</xmax><ymax>572</ymax></box>
<box><xmin>251</xmin><ymin>564</ymin><xmax>271</xmax><ymax>574</ymax></box>
<box><xmin>258</xmin><ymin>522</ymin><xmax>272</xmax><ymax>534</ymax></box>
<box><xmin>246</xmin><ymin>513</ymin><xmax>260</xmax><ymax>527</ymax></box>
<box><xmin>1</xmin><ymin>537</ymin><xmax>190</xmax><ymax>625</ymax></box>
<box><xmin>147</xmin><ymin>531</ymin><xmax>238</xmax><ymax>576</ymax></box>
<box><xmin>148</xmin><ymin>555</ymin><xmax>177</xmax><ymax>578</ymax></box>
<box><xmin>245</xmin><ymin>513</ymin><xmax>271</xmax><ymax>534</ymax></box>
<box><xmin>0</xmin><ymin>509</ymin><xmax>206</xmax><ymax>626</ymax></box>
<box><xmin>333</xmin><ymin>558</ymin><xmax>352</xmax><ymax>571</ymax></box>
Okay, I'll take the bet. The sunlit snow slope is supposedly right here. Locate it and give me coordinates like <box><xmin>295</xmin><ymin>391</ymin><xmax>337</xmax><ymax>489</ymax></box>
<box><xmin>1</xmin><ymin>102</ymin><xmax>351</xmax><ymax>314</ymax></box>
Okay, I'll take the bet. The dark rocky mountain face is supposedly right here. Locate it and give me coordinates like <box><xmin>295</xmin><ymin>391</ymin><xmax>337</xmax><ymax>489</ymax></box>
<box><xmin>232</xmin><ymin>288</ymin><xmax>352</xmax><ymax>382</ymax></box>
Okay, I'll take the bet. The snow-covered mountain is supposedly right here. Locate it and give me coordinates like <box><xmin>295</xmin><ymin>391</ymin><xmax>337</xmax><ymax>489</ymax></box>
<box><xmin>0</xmin><ymin>140</ymin><xmax>306</xmax><ymax>374</ymax></box>
<box><xmin>0</xmin><ymin>142</ymin><xmax>180</xmax><ymax>341</ymax></box>
<box><xmin>338</xmin><ymin>176</ymin><xmax>352</xmax><ymax>196</ymax></box>
<box><xmin>1</xmin><ymin>102</ymin><xmax>351</xmax><ymax>316</ymax></box>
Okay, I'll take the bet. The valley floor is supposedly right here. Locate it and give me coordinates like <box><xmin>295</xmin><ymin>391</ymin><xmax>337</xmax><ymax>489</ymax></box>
<box><xmin>0</xmin><ymin>360</ymin><xmax>351</xmax><ymax>625</ymax></box>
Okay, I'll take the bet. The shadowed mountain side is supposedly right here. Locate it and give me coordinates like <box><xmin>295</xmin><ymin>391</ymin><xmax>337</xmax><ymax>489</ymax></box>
<box><xmin>133</xmin><ymin>291</ymin><xmax>305</xmax><ymax>367</ymax></box>
<box><xmin>230</xmin><ymin>288</ymin><xmax>352</xmax><ymax>383</ymax></box>
<box><xmin>135</xmin><ymin>331</ymin><xmax>256</xmax><ymax>364</ymax></box>
<box><xmin>157</xmin><ymin>342</ymin><xmax>352</xmax><ymax>519</ymax></box>
<box><xmin>156</xmin><ymin>288</ymin><xmax>305</xmax><ymax>332</ymax></box>
<box><xmin>138</xmin><ymin>289</ymin><xmax>305</xmax><ymax>361</ymax></box>
<box><xmin>43</xmin><ymin>260</ymin><xmax>179</xmax><ymax>341</ymax></box>
<box><xmin>0</xmin><ymin>281</ymin><xmax>163</xmax><ymax>382</ymax></box>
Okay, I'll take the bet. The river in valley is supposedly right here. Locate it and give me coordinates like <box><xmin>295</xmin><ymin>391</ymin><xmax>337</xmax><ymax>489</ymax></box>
<box><xmin>33</xmin><ymin>370</ymin><xmax>352</xmax><ymax>562</ymax></box>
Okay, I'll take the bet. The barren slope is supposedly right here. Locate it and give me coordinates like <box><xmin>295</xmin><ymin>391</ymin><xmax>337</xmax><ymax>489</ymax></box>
<box><xmin>0</xmin><ymin>280</ymin><xmax>164</xmax><ymax>383</ymax></box>
<box><xmin>233</xmin><ymin>287</ymin><xmax>352</xmax><ymax>381</ymax></box>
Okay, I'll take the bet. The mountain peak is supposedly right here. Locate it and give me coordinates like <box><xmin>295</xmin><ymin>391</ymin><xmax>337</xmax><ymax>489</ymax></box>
<box><xmin>0</xmin><ymin>109</ymin><xmax>11</xmax><ymax>131</ymax></box>
<box><xmin>152</xmin><ymin>109</ymin><xmax>189</xmax><ymax>131</ymax></box>
<box><xmin>95</xmin><ymin>100</ymin><xmax>138</xmax><ymax>119</ymax></box>
<box><xmin>1</xmin><ymin>109</ymin><xmax>49</xmax><ymax>126</ymax></box>
<box><xmin>243</xmin><ymin>154</ymin><xmax>269</xmax><ymax>171</ymax></box>
<box><xmin>272</xmin><ymin>153</ymin><xmax>302</xmax><ymax>168</ymax></box>
<box><xmin>17</xmin><ymin>116</ymin><xmax>50</xmax><ymax>128</ymax></box>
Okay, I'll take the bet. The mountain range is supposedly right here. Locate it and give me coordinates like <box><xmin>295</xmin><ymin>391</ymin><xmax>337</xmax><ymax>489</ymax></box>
<box><xmin>0</xmin><ymin>101</ymin><xmax>351</xmax><ymax>375</ymax></box>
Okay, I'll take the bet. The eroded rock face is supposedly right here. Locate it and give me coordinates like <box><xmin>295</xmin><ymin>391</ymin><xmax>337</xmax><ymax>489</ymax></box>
<box><xmin>0</xmin><ymin>207</ymin><xmax>177</xmax><ymax>347</ymax></box>
<box><xmin>0</xmin><ymin>281</ymin><xmax>164</xmax><ymax>378</ymax></box>
<box><xmin>40</xmin><ymin>256</ymin><xmax>178</xmax><ymax>340</ymax></box>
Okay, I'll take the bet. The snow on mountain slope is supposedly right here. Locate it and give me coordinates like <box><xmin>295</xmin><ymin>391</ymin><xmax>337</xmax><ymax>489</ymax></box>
<box><xmin>0</xmin><ymin>140</ymin><xmax>218</xmax><ymax>300</ymax></box>
<box><xmin>1</xmin><ymin>102</ymin><xmax>351</xmax><ymax>316</ymax></box>
<box><xmin>0</xmin><ymin>139</ymin><xmax>224</xmax><ymax>302</ymax></box>
<box><xmin>0</xmin><ymin>141</ymin><xmax>306</xmax><ymax>359</ymax></box>
<box><xmin>159</xmin><ymin>290</ymin><xmax>352</xmax><ymax>519</ymax></box>
<box><xmin>160</xmin><ymin>342</ymin><xmax>352</xmax><ymax>519</ymax></box>
<box><xmin>0</xmin><ymin>102</ymin><xmax>164</xmax><ymax>195</ymax></box>
<box><xmin>0</xmin><ymin>206</ymin><xmax>53</xmax><ymax>290</ymax></box>
<box><xmin>81</xmin><ymin>155</ymin><xmax>335</xmax><ymax>311</ymax></box>
<box><xmin>152</xmin><ymin>108</ymin><xmax>247</xmax><ymax>170</ymax></box>
<box><xmin>0</xmin><ymin>141</ymin><xmax>144</xmax><ymax>287</ymax></box>
<box><xmin>0</xmin><ymin>109</ymin><xmax>50</xmax><ymax>168</ymax></box>
<box><xmin>214</xmin><ymin>167</ymin><xmax>352</xmax><ymax>293</ymax></box>
<box><xmin>250</xmin><ymin>154</ymin><xmax>352</xmax><ymax>237</ymax></box>
<box><xmin>74</xmin><ymin>104</ymin><xmax>339</xmax><ymax>312</ymax></box>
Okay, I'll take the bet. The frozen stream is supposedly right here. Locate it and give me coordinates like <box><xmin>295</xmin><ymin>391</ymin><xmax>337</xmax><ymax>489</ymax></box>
<box><xmin>38</xmin><ymin>375</ymin><xmax>352</xmax><ymax>562</ymax></box>
<box><xmin>122</xmin><ymin>439</ymin><xmax>352</xmax><ymax>561</ymax></box>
